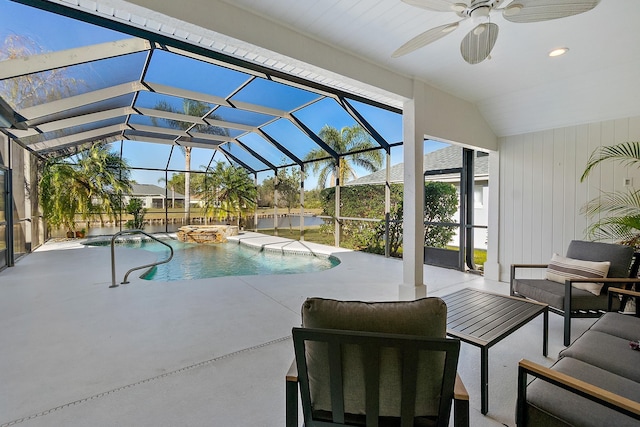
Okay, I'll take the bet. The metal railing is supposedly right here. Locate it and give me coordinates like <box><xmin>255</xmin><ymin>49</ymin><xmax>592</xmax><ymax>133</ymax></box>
<box><xmin>110</xmin><ymin>230</ymin><xmax>174</xmax><ymax>288</ymax></box>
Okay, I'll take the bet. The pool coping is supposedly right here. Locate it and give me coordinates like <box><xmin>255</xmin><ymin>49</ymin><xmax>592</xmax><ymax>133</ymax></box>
<box><xmin>227</xmin><ymin>231</ymin><xmax>350</xmax><ymax>259</ymax></box>
<box><xmin>76</xmin><ymin>230</ymin><xmax>350</xmax><ymax>261</ymax></box>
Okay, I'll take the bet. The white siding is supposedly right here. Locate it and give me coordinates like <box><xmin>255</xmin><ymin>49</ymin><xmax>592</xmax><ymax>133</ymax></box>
<box><xmin>497</xmin><ymin>115</ymin><xmax>640</xmax><ymax>282</ymax></box>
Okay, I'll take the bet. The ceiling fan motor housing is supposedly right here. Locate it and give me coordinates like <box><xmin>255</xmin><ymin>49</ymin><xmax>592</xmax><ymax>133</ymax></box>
<box><xmin>458</xmin><ymin>0</ymin><xmax>504</xmax><ymax>18</ymax></box>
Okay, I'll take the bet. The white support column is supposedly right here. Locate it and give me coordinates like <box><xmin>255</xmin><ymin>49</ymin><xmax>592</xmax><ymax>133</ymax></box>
<box><xmin>23</xmin><ymin>148</ymin><xmax>32</xmax><ymax>249</ymax></box>
<box><xmin>254</xmin><ymin>173</ymin><xmax>259</xmax><ymax>232</ymax></box>
<box><xmin>385</xmin><ymin>150</ymin><xmax>391</xmax><ymax>213</ymax></box>
<box><xmin>334</xmin><ymin>159</ymin><xmax>341</xmax><ymax>247</ymax></box>
<box><xmin>385</xmin><ymin>150</ymin><xmax>391</xmax><ymax>258</ymax></box>
<box><xmin>274</xmin><ymin>174</ymin><xmax>279</xmax><ymax>236</ymax></box>
<box><xmin>400</xmin><ymin>81</ymin><xmax>427</xmax><ymax>300</ymax></box>
<box><xmin>483</xmin><ymin>150</ymin><xmax>501</xmax><ymax>281</ymax></box>
<box><xmin>299</xmin><ymin>165</ymin><xmax>305</xmax><ymax>241</ymax></box>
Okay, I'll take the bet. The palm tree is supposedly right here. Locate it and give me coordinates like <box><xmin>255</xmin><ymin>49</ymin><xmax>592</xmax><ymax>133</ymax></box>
<box><xmin>157</xmin><ymin>174</ymin><xmax>185</xmax><ymax>209</ymax></box>
<box><xmin>39</xmin><ymin>143</ymin><xmax>132</xmax><ymax>233</ymax></box>
<box><xmin>199</xmin><ymin>162</ymin><xmax>256</xmax><ymax>227</ymax></box>
<box><xmin>580</xmin><ymin>141</ymin><xmax>640</xmax><ymax>246</ymax></box>
<box><xmin>304</xmin><ymin>124</ymin><xmax>382</xmax><ymax>189</ymax></box>
<box><xmin>153</xmin><ymin>99</ymin><xmax>229</xmax><ymax>224</ymax></box>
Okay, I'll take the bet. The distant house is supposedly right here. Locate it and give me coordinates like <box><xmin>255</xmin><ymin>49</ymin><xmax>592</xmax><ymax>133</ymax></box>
<box><xmin>125</xmin><ymin>184</ymin><xmax>185</xmax><ymax>209</ymax></box>
<box><xmin>345</xmin><ymin>145</ymin><xmax>489</xmax><ymax>249</ymax></box>
<box><xmin>346</xmin><ymin>145</ymin><xmax>488</xmax><ymax>187</ymax></box>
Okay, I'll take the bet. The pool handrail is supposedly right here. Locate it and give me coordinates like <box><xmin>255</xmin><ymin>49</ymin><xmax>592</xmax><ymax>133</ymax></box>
<box><xmin>110</xmin><ymin>230</ymin><xmax>174</xmax><ymax>288</ymax></box>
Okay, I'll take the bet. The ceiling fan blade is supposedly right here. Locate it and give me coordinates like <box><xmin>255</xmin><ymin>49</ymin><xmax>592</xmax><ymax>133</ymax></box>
<box><xmin>460</xmin><ymin>22</ymin><xmax>498</xmax><ymax>64</ymax></box>
<box><xmin>392</xmin><ymin>21</ymin><xmax>461</xmax><ymax>58</ymax></box>
<box><xmin>402</xmin><ymin>0</ymin><xmax>465</xmax><ymax>12</ymax></box>
<box><xmin>502</xmin><ymin>0</ymin><xmax>600</xmax><ymax>23</ymax></box>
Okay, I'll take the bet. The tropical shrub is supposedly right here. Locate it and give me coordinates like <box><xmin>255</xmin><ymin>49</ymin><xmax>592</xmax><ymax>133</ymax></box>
<box><xmin>125</xmin><ymin>198</ymin><xmax>147</xmax><ymax>230</ymax></box>
<box><xmin>319</xmin><ymin>184</ymin><xmax>403</xmax><ymax>249</ymax></box>
<box><xmin>423</xmin><ymin>181</ymin><xmax>458</xmax><ymax>248</ymax></box>
<box><xmin>580</xmin><ymin>141</ymin><xmax>640</xmax><ymax>246</ymax></box>
<box><xmin>318</xmin><ymin>181</ymin><xmax>459</xmax><ymax>256</ymax></box>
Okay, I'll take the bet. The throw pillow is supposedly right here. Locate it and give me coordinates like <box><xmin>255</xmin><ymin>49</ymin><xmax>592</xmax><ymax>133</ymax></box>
<box><xmin>546</xmin><ymin>253</ymin><xmax>610</xmax><ymax>296</ymax></box>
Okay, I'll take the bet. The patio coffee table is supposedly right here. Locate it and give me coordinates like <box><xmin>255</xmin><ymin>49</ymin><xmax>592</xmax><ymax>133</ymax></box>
<box><xmin>440</xmin><ymin>288</ymin><xmax>548</xmax><ymax>415</ymax></box>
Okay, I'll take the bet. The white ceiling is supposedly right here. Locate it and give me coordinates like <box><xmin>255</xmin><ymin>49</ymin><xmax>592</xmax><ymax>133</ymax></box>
<box><xmin>51</xmin><ymin>0</ymin><xmax>640</xmax><ymax>138</ymax></box>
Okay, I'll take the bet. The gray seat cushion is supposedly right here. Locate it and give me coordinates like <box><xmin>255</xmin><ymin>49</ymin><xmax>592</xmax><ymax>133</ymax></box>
<box><xmin>300</xmin><ymin>297</ymin><xmax>447</xmax><ymax>417</ymax></box>
<box><xmin>559</xmin><ymin>330</ymin><xmax>640</xmax><ymax>382</ymax></box>
<box><xmin>566</xmin><ymin>240</ymin><xmax>634</xmax><ymax>279</ymax></box>
<box><xmin>513</xmin><ymin>278</ymin><xmax>616</xmax><ymax>311</ymax></box>
<box><xmin>526</xmin><ymin>357</ymin><xmax>640</xmax><ymax>427</ymax></box>
<box><xmin>301</xmin><ymin>297</ymin><xmax>447</xmax><ymax>336</ymax></box>
<box><xmin>590</xmin><ymin>312</ymin><xmax>640</xmax><ymax>341</ymax></box>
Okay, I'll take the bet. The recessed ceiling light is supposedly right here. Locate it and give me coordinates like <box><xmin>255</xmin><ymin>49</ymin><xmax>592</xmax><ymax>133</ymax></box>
<box><xmin>549</xmin><ymin>47</ymin><xmax>569</xmax><ymax>57</ymax></box>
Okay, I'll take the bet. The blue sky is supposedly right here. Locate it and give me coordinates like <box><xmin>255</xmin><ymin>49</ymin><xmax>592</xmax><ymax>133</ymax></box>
<box><xmin>1</xmin><ymin>0</ymin><xmax>449</xmax><ymax>188</ymax></box>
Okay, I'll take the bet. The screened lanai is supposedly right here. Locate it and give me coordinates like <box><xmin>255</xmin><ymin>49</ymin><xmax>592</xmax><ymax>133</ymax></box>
<box><xmin>2</xmin><ymin>36</ymin><xmax>402</xmax><ymax>168</ymax></box>
<box><xmin>0</xmin><ymin>0</ymin><xmax>409</xmax><ymax>268</ymax></box>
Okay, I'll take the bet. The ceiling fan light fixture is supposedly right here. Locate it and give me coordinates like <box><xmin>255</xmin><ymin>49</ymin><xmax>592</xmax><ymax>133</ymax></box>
<box><xmin>473</xmin><ymin>24</ymin><xmax>486</xmax><ymax>36</ymax></box>
<box><xmin>503</xmin><ymin>4</ymin><xmax>523</xmax><ymax>17</ymax></box>
<box><xmin>549</xmin><ymin>47</ymin><xmax>569</xmax><ymax>57</ymax></box>
<box><xmin>470</xmin><ymin>5</ymin><xmax>491</xmax><ymax>20</ymax></box>
<box><xmin>451</xmin><ymin>3</ymin><xmax>467</xmax><ymax>13</ymax></box>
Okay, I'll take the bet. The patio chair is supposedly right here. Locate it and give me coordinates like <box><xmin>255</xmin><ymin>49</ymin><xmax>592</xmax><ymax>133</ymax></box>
<box><xmin>510</xmin><ymin>240</ymin><xmax>640</xmax><ymax>346</ymax></box>
<box><xmin>285</xmin><ymin>297</ymin><xmax>469</xmax><ymax>427</ymax></box>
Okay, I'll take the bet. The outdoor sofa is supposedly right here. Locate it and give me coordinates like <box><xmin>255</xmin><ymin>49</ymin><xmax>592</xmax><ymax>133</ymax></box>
<box><xmin>516</xmin><ymin>287</ymin><xmax>640</xmax><ymax>426</ymax></box>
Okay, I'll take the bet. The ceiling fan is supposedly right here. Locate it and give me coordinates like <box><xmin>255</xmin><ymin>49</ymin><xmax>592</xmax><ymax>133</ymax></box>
<box><xmin>393</xmin><ymin>0</ymin><xmax>600</xmax><ymax>64</ymax></box>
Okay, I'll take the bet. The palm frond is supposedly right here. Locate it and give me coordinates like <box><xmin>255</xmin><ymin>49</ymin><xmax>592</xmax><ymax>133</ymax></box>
<box><xmin>581</xmin><ymin>190</ymin><xmax>640</xmax><ymax>217</ymax></box>
<box><xmin>581</xmin><ymin>141</ymin><xmax>640</xmax><ymax>181</ymax></box>
<box><xmin>305</xmin><ymin>124</ymin><xmax>381</xmax><ymax>188</ymax></box>
<box><xmin>586</xmin><ymin>215</ymin><xmax>640</xmax><ymax>243</ymax></box>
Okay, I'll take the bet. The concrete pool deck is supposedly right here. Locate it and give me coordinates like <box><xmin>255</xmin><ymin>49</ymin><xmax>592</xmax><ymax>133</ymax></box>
<box><xmin>0</xmin><ymin>232</ymin><xmax>596</xmax><ymax>426</ymax></box>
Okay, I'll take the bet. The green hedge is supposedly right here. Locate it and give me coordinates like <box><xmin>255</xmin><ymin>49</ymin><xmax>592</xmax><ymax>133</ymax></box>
<box><xmin>319</xmin><ymin>182</ymin><xmax>458</xmax><ymax>256</ymax></box>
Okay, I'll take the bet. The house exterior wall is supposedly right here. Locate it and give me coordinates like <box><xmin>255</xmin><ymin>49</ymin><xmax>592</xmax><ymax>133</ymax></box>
<box><xmin>495</xmin><ymin>115</ymin><xmax>640</xmax><ymax>282</ymax></box>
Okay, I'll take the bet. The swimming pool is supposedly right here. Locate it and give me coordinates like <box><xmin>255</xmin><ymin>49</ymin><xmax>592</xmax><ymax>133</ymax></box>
<box><xmin>87</xmin><ymin>238</ymin><xmax>340</xmax><ymax>281</ymax></box>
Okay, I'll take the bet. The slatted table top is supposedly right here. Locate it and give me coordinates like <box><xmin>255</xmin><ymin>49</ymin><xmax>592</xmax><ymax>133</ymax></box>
<box><xmin>441</xmin><ymin>288</ymin><xmax>548</xmax><ymax>348</ymax></box>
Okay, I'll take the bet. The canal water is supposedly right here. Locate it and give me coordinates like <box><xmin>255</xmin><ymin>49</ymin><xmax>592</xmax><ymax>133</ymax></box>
<box><xmin>49</xmin><ymin>215</ymin><xmax>327</xmax><ymax>238</ymax></box>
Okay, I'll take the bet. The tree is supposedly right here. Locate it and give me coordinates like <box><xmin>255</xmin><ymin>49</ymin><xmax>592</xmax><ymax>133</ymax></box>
<box><xmin>580</xmin><ymin>141</ymin><xmax>640</xmax><ymax>246</ymax></box>
<box><xmin>39</xmin><ymin>161</ymin><xmax>80</xmax><ymax>233</ymax></box>
<box><xmin>276</xmin><ymin>167</ymin><xmax>301</xmax><ymax>230</ymax></box>
<box><xmin>39</xmin><ymin>143</ymin><xmax>132</xmax><ymax>233</ymax></box>
<box><xmin>199</xmin><ymin>162</ymin><xmax>257</xmax><ymax>227</ymax></box>
<box><xmin>152</xmin><ymin>99</ymin><xmax>229</xmax><ymax>224</ymax></box>
<box><xmin>304</xmin><ymin>188</ymin><xmax>322</xmax><ymax>209</ymax></box>
<box><xmin>75</xmin><ymin>143</ymin><xmax>132</xmax><ymax>222</ymax></box>
<box><xmin>2</xmin><ymin>34</ymin><xmax>86</xmax><ymax>234</ymax></box>
<box><xmin>125</xmin><ymin>198</ymin><xmax>147</xmax><ymax>230</ymax></box>
<box><xmin>0</xmin><ymin>34</ymin><xmax>80</xmax><ymax>110</ymax></box>
<box><xmin>257</xmin><ymin>177</ymin><xmax>276</xmax><ymax>207</ymax></box>
<box><xmin>157</xmin><ymin>174</ymin><xmax>185</xmax><ymax>208</ymax></box>
<box><xmin>304</xmin><ymin>124</ymin><xmax>383</xmax><ymax>189</ymax></box>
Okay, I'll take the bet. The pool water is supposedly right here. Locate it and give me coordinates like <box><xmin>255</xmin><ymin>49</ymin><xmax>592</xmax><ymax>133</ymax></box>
<box><xmin>93</xmin><ymin>239</ymin><xmax>339</xmax><ymax>281</ymax></box>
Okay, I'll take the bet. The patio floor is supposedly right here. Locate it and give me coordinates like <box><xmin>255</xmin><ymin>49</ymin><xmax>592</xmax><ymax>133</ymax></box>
<box><xmin>0</xmin><ymin>232</ymin><xmax>597</xmax><ymax>427</ymax></box>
